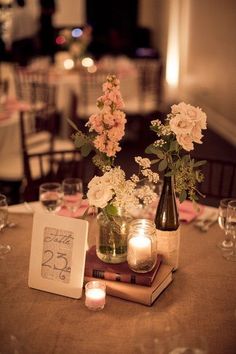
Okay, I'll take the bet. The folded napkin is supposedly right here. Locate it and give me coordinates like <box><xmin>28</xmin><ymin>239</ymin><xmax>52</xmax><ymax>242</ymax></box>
<box><xmin>194</xmin><ymin>205</ymin><xmax>218</xmax><ymax>222</ymax></box>
<box><xmin>177</xmin><ymin>200</ymin><xmax>205</xmax><ymax>223</ymax></box>
<box><xmin>129</xmin><ymin>199</ymin><xmax>205</xmax><ymax>224</ymax></box>
<box><xmin>57</xmin><ymin>199</ymin><xmax>94</xmax><ymax>218</ymax></box>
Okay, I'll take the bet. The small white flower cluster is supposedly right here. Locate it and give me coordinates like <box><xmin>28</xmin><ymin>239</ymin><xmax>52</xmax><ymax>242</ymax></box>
<box><xmin>153</xmin><ymin>139</ymin><xmax>165</xmax><ymax>148</ymax></box>
<box><xmin>87</xmin><ymin>165</ymin><xmax>157</xmax><ymax>212</ymax></box>
<box><xmin>151</xmin><ymin>119</ymin><xmax>171</xmax><ymax>137</ymax></box>
<box><xmin>134</xmin><ymin>156</ymin><xmax>159</xmax><ymax>183</ymax></box>
<box><xmin>135</xmin><ymin>185</ymin><xmax>156</xmax><ymax>206</ymax></box>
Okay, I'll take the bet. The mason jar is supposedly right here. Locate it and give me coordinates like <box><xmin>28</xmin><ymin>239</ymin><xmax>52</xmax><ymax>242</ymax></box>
<box><xmin>96</xmin><ymin>208</ymin><xmax>133</xmax><ymax>264</ymax></box>
<box><xmin>127</xmin><ymin>219</ymin><xmax>157</xmax><ymax>273</ymax></box>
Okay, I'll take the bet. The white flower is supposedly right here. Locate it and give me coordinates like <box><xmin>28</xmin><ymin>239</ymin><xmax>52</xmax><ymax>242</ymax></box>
<box><xmin>169</xmin><ymin>102</ymin><xmax>207</xmax><ymax>151</ymax></box>
<box><xmin>87</xmin><ymin>182</ymin><xmax>113</xmax><ymax>208</ymax></box>
<box><xmin>169</xmin><ymin>113</ymin><xmax>195</xmax><ymax>136</ymax></box>
<box><xmin>135</xmin><ymin>156</ymin><xmax>151</xmax><ymax>169</ymax></box>
<box><xmin>176</xmin><ymin>134</ymin><xmax>194</xmax><ymax>151</ymax></box>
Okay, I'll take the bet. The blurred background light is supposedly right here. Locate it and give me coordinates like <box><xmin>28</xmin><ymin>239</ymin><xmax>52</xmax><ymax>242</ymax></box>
<box><xmin>81</xmin><ymin>57</ymin><xmax>94</xmax><ymax>68</ymax></box>
<box><xmin>63</xmin><ymin>58</ymin><xmax>74</xmax><ymax>70</ymax></box>
<box><xmin>72</xmin><ymin>28</ymin><xmax>83</xmax><ymax>38</ymax></box>
<box><xmin>56</xmin><ymin>35</ymin><xmax>66</xmax><ymax>45</ymax></box>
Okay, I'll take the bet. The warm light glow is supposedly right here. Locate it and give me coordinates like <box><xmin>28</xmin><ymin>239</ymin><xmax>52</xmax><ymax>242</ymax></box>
<box><xmin>87</xmin><ymin>65</ymin><xmax>97</xmax><ymax>73</ymax></box>
<box><xmin>81</xmin><ymin>57</ymin><xmax>94</xmax><ymax>68</ymax></box>
<box><xmin>166</xmin><ymin>0</ymin><xmax>180</xmax><ymax>87</ymax></box>
<box><xmin>63</xmin><ymin>59</ymin><xmax>74</xmax><ymax>70</ymax></box>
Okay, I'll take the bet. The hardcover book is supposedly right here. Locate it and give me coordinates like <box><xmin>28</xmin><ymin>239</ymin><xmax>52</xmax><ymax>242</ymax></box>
<box><xmin>84</xmin><ymin>263</ymin><xmax>173</xmax><ymax>306</ymax></box>
<box><xmin>85</xmin><ymin>246</ymin><xmax>162</xmax><ymax>286</ymax></box>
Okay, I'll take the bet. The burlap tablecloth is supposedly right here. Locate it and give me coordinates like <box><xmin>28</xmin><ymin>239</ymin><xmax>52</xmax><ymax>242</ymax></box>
<box><xmin>0</xmin><ymin>213</ymin><xmax>235</xmax><ymax>354</ymax></box>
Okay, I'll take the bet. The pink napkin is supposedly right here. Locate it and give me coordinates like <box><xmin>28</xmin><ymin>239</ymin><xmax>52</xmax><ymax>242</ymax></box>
<box><xmin>56</xmin><ymin>199</ymin><xmax>95</xmax><ymax>218</ymax></box>
<box><xmin>177</xmin><ymin>200</ymin><xmax>205</xmax><ymax>223</ymax></box>
<box><xmin>140</xmin><ymin>199</ymin><xmax>204</xmax><ymax>223</ymax></box>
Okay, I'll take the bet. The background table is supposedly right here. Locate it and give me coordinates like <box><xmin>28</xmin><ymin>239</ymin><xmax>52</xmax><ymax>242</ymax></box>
<box><xmin>0</xmin><ymin>212</ymin><xmax>236</xmax><ymax>354</ymax></box>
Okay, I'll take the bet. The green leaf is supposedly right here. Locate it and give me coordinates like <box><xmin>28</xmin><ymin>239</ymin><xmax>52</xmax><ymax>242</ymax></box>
<box><xmin>105</xmin><ymin>204</ymin><xmax>118</xmax><ymax>217</ymax></box>
<box><xmin>150</xmin><ymin>158</ymin><xmax>160</xmax><ymax>165</ymax></box>
<box><xmin>165</xmin><ymin>170</ymin><xmax>174</xmax><ymax>176</ymax></box>
<box><xmin>179</xmin><ymin>190</ymin><xmax>187</xmax><ymax>203</ymax></box>
<box><xmin>175</xmin><ymin>159</ymin><xmax>181</xmax><ymax>169</ymax></box>
<box><xmin>81</xmin><ymin>143</ymin><xmax>92</xmax><ymax>157</ymax></box>
<box><xmin>158</xmin><ymin>159</ymin><xmax>168</xmax><ymax>171</ymax></box>
<box><xmin>67</xmin><ymin>118</ymin><xmax>79</xmax><ymax>132</ymax></box>
<box><xmin>182</xmin><ymin>154</ymin><xmax>190</xmax><ymax>163</ymax></box>
<box><xmin>194</xmin><ymin>160</ymin><xmax>207</xmax><ymax>168</ymax></box>
<box><xmin>169</xmin><ymin>140</ymin><xmax>178</xmax><ymax>152</ymax></box>
<box><xmin>150</xmin><ymin>125</ymin><xmax>160</xmax><ymax>133</ymax></box>
<box><xmin>155</xmin><ymin>149</ymin><xmax>165</xmax><ymax>159</ymax></box>
<box><xmin>145</xmin><ymin>145</ymin><xmax>165</xmax><ymax>158</ymax></box>
<box><xmin>145</xmin><ymin>144</ymin><xmax>155</xmax><ymax>154</ymax></box>
<box><xmin>74</xmin><ymin>135</ymin><xmax>87</xmax><ymax>148</ymax></box>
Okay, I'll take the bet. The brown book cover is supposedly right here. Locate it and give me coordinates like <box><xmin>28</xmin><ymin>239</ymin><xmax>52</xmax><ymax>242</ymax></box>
<box><xmin>84</xmin><ymin>263</ymin><xmax>173</xmax><ymax>306</ymax></box>
<box><xmin>85</xmin><ymin>246</ymin><xmax>162</xmax><ymax>286</ymax></box>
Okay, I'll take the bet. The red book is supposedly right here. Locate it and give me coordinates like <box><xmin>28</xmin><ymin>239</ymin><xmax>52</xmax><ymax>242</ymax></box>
<box><xmin>84</xmin><ymin>246</ymin><xmax>162</xmax><ymax>286</ymax></box>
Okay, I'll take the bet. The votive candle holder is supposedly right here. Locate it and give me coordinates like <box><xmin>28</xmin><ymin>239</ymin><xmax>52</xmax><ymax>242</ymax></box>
<box><xmin>127</xmin><ymin>219</ymin><xmax>157</xmax><ymax>273</ymax></box>
<box><xmin>85</xmin><ymin>281</ymin><xmax>106</xmax><ymax>311</ymax></box>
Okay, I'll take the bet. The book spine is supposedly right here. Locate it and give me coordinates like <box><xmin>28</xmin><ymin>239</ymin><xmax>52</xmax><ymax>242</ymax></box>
<box><xmin>84</xmin><ymin>276</ymin><xmax>151</xmax><ymax>306</ymax></box>
<box><xmin>85</xmin><ymin>269</ymin><xmax>152</xmax><ymax>286</ymax></box>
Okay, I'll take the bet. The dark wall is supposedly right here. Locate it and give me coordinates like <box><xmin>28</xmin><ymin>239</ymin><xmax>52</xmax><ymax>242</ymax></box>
<box><xmin>86</xmin><ymin>0</ymin><xmax>138</xmax><ymax>57</ymax></box>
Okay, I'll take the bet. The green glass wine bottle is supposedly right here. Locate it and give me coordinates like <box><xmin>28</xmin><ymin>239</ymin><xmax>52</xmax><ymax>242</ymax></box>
<box><xmin>155</xmin><ymin>175</ymin><xmax>180</xmax><ymax>270</ymax></box>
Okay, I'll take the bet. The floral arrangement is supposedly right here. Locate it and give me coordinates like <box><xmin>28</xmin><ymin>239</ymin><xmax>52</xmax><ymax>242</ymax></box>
<box><xmin>146</xmin><ymin>102</ymin><xmax>207</xmax><ymax>202</ymax></box>
<box><xmin>70</xmin><ymin>75</ymin><xmax>158</xmax><ymax>218</ymax></box>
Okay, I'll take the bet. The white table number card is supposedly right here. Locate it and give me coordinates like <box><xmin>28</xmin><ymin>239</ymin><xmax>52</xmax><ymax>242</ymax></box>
<box><xmin>28</xmin><ymin>212</ymin><xmax>89</xmax><ymax>299</ymax></box>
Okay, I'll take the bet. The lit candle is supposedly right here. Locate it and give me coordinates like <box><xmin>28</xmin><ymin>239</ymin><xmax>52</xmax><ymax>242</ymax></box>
<box><xmin>85</xmin><ymin>281</ymin><xmax>106</xmax><ymax>311</ymax></box>
<box><xmin>128</xmin><ymin>235</ymin><xmax>152</xmax><ymax>266</ymax></box>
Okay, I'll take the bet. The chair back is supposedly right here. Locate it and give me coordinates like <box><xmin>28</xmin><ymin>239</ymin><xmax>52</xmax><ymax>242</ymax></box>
<box><xmin>198</xmin><ymin>158</ymin><xmax>236</xmax><ymax>206</ymax></box>
<box><xmin>22</xmin><ymin>149</ymin><xmax>96</xmax><ymax>202</ymax></box>
<box><xmin>134</xmin><ymin>58</ymin><xmax>163</xmax><ymax>114</ymax></box>
<box><xmin>14</xmin><ymin>65</ymin><xmax>57</xmax><ymax>113</ymax></box>
<box><xmin>77</xmin><ymin>69</ymin><xmax>108</xmax><ymax>119</ymax></box>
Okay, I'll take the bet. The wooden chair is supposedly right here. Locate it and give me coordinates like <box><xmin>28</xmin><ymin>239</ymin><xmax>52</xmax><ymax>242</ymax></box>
<box><xmin>133</xmin><ymin>58</ymin><xmax>163</xmax><ymax>115</ymax></box>
<box><xmin>121</xmin><ymin>58</ymin><xmax>163</xmax><ymax>144</ymax></box>
<box><xmin>197</xmin><ymin>158</ymin><xmax>236</xmax><ymax>207</ymax></box>
<box><xmin>21</xmin><ymin>148</ymin><xmax>96</xmax><ymax>202</ymax></box>
<box><xmin>73</xmin><ymin>69</ymin><xmax>109</xmax><ymax>132</ymax></box>
<box><xmin>19</xmin><ymin>106</ymin><xmax>77</xmax><ymax>201</ymax></box>
<box><xmin>14</xmin><ymin>66</ymin><xmax>57</xmax><ymax>110</ymax></box>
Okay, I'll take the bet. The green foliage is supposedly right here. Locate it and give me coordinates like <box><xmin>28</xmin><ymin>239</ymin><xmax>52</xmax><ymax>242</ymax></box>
<box><xmin>104</xmin><ymin>204</ymin><xmax>118</xmax><ymax>218</ymax></box>
<box><xmin>70</xmin><ymin>124</ymin><xmax>115</xmax><ymax>172</ymax></box>
<box><xmin>146</xmin><ymin>137</ymin><xmax>206</xmax><ymax>203</ymax></box>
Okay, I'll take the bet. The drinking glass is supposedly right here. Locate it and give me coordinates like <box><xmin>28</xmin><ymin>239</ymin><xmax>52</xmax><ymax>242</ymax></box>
<box><xmin>39</xmin><ymin>182</ymin><xmax>63</xmax><ymax>213</ymax></box>
<box><xmin>62</xmin><ymin>178</ymin><xmax>83</xmax><ymax>216</ymax></box>
<box><xmin>217</xmin><ymin>198</ymin><xmax>233</xmax><ymax>249</ymax></box>
<box><xmin>223</xmin><ymin>199</ymin><xmax>236</xmax><ymax>262</ymax></box>
<box><xmin>0</xmin><ymin>194</ymin><xmax>11</xmax><ymax>256</ymax></box>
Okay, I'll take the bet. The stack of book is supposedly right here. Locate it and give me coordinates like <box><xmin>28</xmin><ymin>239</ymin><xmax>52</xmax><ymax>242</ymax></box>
<box><xmin>84</xmin><ymin>246</ymin><xmax>173</xmax><ymax>306</ymax></box>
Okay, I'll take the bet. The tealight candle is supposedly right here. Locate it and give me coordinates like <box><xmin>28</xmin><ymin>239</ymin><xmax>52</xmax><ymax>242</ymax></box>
<box><xmin>128</xmin><ymin>235</ymin><xmax>152</xmax><ymax>264</ymax></box>
<box><xmin>85</xmin><ymin>281</ymin><xmax>106</xmax><ymax>311</ymax></box>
